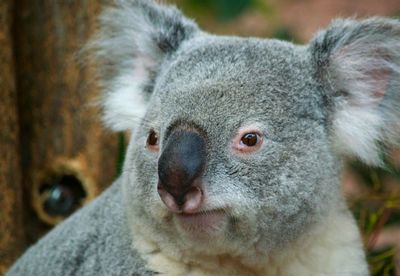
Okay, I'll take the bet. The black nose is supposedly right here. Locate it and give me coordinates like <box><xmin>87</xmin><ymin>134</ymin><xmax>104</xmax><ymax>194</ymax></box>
<box><xmin>157</xmin><ymin>129</ymin><xmax>206</xmax><ymax>210</ymax></box>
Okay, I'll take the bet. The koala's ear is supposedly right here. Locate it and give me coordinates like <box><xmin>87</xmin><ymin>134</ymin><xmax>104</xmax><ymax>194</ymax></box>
<box><xmin>91</xmin><ymin>0</ymin><xmax>199</xmax><ymax>131</ymax></box>
<box><xmin>310</xmin><ymin>18</ymin><xmax>400</xmax><ymax>166</ymax></box>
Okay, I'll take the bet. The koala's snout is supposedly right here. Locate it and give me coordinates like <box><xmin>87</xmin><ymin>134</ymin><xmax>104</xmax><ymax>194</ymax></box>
<box><xmin>157</xmin><ymin>130</ymin><xmax>206</xmax><ymax>213</ymax></box>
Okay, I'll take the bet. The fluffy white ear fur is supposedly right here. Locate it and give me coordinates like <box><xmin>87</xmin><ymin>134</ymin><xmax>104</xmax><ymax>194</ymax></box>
<box><xmin>102</xmin><ymin>73</ymin><xmax>149</xmax><ymax>131</ymax></box>
<box><xmin>312</xmin><ymin>18</ymin><xmax>400</xmax><ymax>166</ymax></box>
<box><xmin>90</xmin><ymin>0</ymin><xmax>198</xmax><ymax>131</ymax></box>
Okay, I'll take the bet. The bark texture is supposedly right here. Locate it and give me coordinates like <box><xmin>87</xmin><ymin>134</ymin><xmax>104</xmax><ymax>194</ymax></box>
<box><xmin>0</xmin><ymin>1</ymin><xmax>25</xmax><ymax>274</ymax></box>
<box><xmin>13</xmin><ymin>0</ymin><xmax>118</xmax><ymax>244</ymax></box>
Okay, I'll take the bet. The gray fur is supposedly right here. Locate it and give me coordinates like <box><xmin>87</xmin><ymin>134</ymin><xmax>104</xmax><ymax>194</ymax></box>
<box><xmin>9</xmin><ymin>0</ymin><xmax>400</xmax><ymax>274</ymax></box>
<box><xmin>310</xmin><ymin>18</ymin><xmax>400</xmax><ymax>165</ymax></box>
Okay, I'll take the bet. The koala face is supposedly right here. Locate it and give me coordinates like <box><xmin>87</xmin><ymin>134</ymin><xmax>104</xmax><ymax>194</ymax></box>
<box><xmin>93</xmin><ymin>0</ymin><xmax>400</xmax><ymax>261</ymax></box>
<box><xmin>122</xmin><ymin>37</ymin><xmax>340</xmax><ymax>256</ymax></box>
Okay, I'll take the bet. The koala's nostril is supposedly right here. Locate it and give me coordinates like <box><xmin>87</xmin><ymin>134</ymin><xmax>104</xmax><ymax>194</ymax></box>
<box><xmin>157</xmin><ymin>184</ymin><xmax>203</xmax><ymax>213</ymax></box>
<box><xmin>182</xmin><ymin>186</ymin><xmax>203</xmax><ymax>213</ymax></box>
<box><xmin>158</xmin><ymin>185</ymin><xmax>180</xmax><ymax>213</ymax></box>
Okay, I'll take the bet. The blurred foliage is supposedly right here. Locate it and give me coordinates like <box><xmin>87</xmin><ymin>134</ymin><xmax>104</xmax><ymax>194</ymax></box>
<box><xmin>271</xmin><ymin>26</ymin><xmax>297</xmax><ymax>42</ymax></box>
<box><xmin>116</xmin><ymin>133</ymin><xmax>127</xmax><ymax>176</ymax></box>
<box><xmin>349</xmin><ymin>160</ymin><xmax>400</xmax><ymax>275</ymax></box>
<box><xmin>180</xmin><ymin>0</ymin><xmax>253</xmax><ymax>21</ymax></box>
<box><xmin>178</xmin><ymin>0</ymin><xmax>276</xmax><ymax>22</ymax></box>
<box><xmin>175</xmin><ymin>0</ymin><xmax>297</xmax><ymax>43</ymax></box>
<box><xmin>368</xmin><ymin>247</ymin><xmax>397</xmax><ymax>276</ymax></box>
<box><xmin>174</xmin><ymin>0</ymin><xmax>276</xmax><ymax>37</ymax></box>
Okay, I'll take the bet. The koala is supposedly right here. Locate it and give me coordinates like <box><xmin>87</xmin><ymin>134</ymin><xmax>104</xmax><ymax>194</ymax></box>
<box><xmin>8</xmin><ymin>0</ymin><xmax>400</xmax><ymax>275</ymax></box>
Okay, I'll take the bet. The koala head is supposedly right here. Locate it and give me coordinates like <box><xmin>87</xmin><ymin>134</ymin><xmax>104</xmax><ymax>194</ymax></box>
<box><xmin>93</xmin><ymin>0</ymin><xmax>400</xmax><ymax>260</ymax></box>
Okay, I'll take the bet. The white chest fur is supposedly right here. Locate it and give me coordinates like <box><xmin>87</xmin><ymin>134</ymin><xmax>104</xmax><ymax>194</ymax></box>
<box><xmin>130</xmin><ymin>210</ymin><xmax>368</xmax><ymax>276</ymax></box>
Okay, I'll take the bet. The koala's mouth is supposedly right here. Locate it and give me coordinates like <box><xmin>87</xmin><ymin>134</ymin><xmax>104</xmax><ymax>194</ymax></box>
<box><xmin>174</xmin><ymin>209</ymin><xmax>227</xmax><ymax>234</ymax></box>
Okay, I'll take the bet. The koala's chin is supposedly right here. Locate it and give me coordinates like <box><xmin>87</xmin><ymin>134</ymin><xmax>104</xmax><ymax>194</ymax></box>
<box><xmin>173</xmin><ymin>210</ymin><xmax>228</xmax><ymax>237</ymax></box>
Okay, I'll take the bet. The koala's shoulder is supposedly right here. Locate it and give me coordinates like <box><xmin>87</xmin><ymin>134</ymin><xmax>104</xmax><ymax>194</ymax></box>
<box><xmin>7</xmin><ymin>180</ymin><xmax>154</xmax><ymax>276</ymax></box>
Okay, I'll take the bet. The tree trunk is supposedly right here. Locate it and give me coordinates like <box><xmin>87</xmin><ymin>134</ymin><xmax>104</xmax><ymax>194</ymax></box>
<box><xmin>13</xmin><ymin>0</ymin><xmax>118</xmax><ymax>244</ymax></box>
<box><xmin>0</xmin><ymin>0</ymin><xmax>25</xmax><ymax>273</ymax></box>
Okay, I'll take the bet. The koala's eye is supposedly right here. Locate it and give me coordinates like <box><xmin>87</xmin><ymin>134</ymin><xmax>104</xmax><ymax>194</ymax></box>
<box><xmin>241</xmin><ymin>133</ymin><xmax>258</xmax><ymax>147</ymax></box>
<box><xmin>232</xmin><ymin>129</ymin><xmax>263</xmax><ymax>154</ymax></box>
<box><xmin>147</xmin><ymin>130</ymin><xmax>159</xmax><ymax>152</ymax></box>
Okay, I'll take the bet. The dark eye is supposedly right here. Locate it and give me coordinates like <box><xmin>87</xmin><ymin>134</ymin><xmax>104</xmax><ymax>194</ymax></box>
<box><xmin>241</xmin><ymin>133</ymin><xmax>258</xmax><ymax>147</ymax></box>
<box><xmin>232</xmin><ymin>129</ymin><xmax>263</xmax><ymax>154</ymax></box>
<box><xmin>147</xmin><ymin>130</ymin><xmax>159</xmax><ymax>151</ymax></box>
